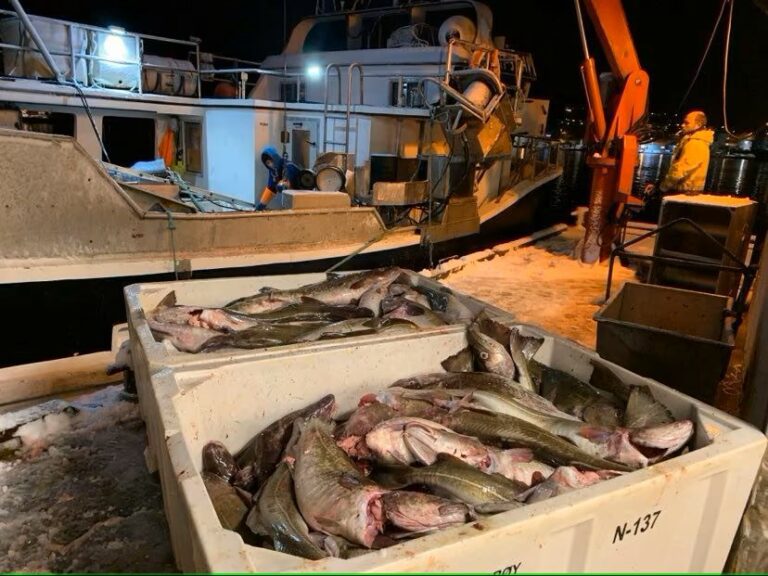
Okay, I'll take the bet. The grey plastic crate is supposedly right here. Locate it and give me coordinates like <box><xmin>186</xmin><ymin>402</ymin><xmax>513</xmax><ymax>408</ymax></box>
<box><xmin>594</xmin><ymin>282</ymin><xmax>734</xmax><ymax>404</ymax></box>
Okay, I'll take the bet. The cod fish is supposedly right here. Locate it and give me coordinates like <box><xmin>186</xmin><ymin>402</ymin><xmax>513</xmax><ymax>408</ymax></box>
<box><xmin>247</xmin><ymin>298</ymin><xmax>374</xmax><ymax>323</ymax></box>
<box><xmin>521</xmin><ymin>466</ymin><xmax>619</xmax><ymax>504</ymax></box>
<box><xmin>382</xmin><ymin>491</ymin><xmax>471</xmax><ymax>535</ymax></box>
<box><xmin>148</xmin><ymin>319</ymin><xmax>221</xmax><ymax>353</ymax></box>
<box><xmin>202</xmin><ymin>471</ymin><xmax>249</xmax><ymax>531</ymax></box>
<box><xmin>226</xmin><ymin>267</ymin><xmax>403</xmax><ymax>314</ymax></box>
<box><xmin>439</xmin><ymin>409</ymin><xmax>631</xmax><ymax>472</ymax></box>
<box><xmin>234</xmin><ymin>394</ymin><xmax>335</xmax><ymax>491</ymax></box>
<box><xmin>544</xmin><ymin>418</ymin><xmax>694</xmax><ymax>469</ymax></box>
<box><xmin>509</xmin><ymin>328</ymin><xmax>537</xmax><ymax>392</ymax></box>
<box><xmin>390</xmin><ymin>373</ymin><xmax>581</xmax><ymax>428</ymax></box>
<box><xmin>359</xmin><ymin>284</ymin><xmax>390</xmax><ymax>317</ymax></box>
<box><xmin>387</xmin><ymin>283</ymin><xmax>433</xmax><ymax>310</ymax></box>
<box><xmin>200</xmin><ymin>323</ymin><xmax>317</xmax><ymax>352</ymax></box>
<box><xmin>365</xmin><ymin>417</ymin><xmax>491</xmax><ymax>468</ymax></box>
<box><xmin>400</xmin><ymin>416</ymin><xmax>548</xmax><ymax>484</ymax></box>
<box><xmin>202</xmin><ymin>441</ymin><xmax>238</xmax><ymax>481</ymax></box>
<box><xmin>382</xmin><ymin>297</ymin><xmax>446</xmax><ymax>328</ymax></box>
<box><xmin>415</xmin><ymin>285</ymin><xmax>475</xmax><ymax>325</ymax></box>
<box><xmin>247</xmin><ymin>462</ymin><xmax>327</xmax><ymax>560</ymax></box>
<box><xmin>440</xmin><ymin>384</ymin><xmax>668</xmax><ymax>469</ymax></box>
<box><xmin>293</xmin><ymin>418</ymin><xmax>387</xmax><ymax>548</ymax></box>
<box><xmin>374</xmin><ymin>453</ymin><xmax>526</xmax><ymax>513</ymax></box>
<box><xmin>336</xmin><ymin>402</ymin><xmax>397</xmax><ymax>459</ymax></box>
<box><xmin>468</xmin><ymin>322</ymin><xmax>516</xmax><ymax>380</ymax></box>
<box><xmin>150</xmin><ymin>291</ymin><xmax>266</xmax><ymax>333</ymax></box>
<box><xmin>529</xmin><ymin>360</ymin><xmax>622</xmax><ymax>424</ymax></box>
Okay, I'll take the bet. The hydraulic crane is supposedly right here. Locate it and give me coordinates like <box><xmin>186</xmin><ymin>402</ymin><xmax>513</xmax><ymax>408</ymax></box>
<box><xmin>575</xmin><ymin>0</ymin><xmax>649</xmax><ymax>263</ymax></box>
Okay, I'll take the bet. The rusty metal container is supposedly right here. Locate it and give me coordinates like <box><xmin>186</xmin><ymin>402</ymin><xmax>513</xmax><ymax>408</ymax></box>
<box><xmin>594</xmin><ymin>282</ymin><xmax>734</xmax><ymax>404</ymax></box>
<box><xmin>649</xmin><ymin>194</ymin><xmax>757</xmax><ymax>297</ymax></box>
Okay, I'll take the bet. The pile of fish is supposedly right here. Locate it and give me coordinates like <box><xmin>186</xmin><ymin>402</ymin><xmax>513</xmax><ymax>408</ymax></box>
<box><xmin>147</xmin><ymin>267</ymin><xmax>474</xmax><ymax>353</ymax></box>
<box><xmin>200</xmin><ymin>317</ymin><xmax>695</xmax><ymax>560</ymax></box>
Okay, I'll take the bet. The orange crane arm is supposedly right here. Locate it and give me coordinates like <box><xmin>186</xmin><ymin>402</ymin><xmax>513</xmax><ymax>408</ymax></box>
<box><xmin>582</xmin><ymin>0</ymin><xmax>641</xmax><ymax>80</ymax></box>
<box><xmin>576</xmin><ymin>0</ymin><xmax>649</xmax><ymax>263</ymax></box>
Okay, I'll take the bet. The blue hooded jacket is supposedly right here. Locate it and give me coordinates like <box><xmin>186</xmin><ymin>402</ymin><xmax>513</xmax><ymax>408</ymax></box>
<box><xmin>261</xmin><ymin>145</ymin><xmax>301</xmax><ymax>192</ymax></box>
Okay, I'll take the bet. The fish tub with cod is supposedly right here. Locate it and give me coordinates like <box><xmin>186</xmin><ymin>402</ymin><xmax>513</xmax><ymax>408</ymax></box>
<box><xmin>128</xmin><ymin>282</ymin><xmax>766</xmax><ymax>572</ymax></box>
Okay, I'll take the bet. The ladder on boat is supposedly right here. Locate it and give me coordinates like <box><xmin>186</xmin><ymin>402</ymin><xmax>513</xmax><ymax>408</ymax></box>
<box><xmin>321</xmin><ymin>63</ymin><xmax>364</xmax><ymax>172</ymax></box>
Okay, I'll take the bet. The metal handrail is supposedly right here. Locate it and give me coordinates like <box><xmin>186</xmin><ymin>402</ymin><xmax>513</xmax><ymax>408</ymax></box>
<box><xmin>344</xmin><ymin>62</ymin><xmax>364</xmax><ymax>168</ymax></box>
<box><xmin>605</xmin><ymin>217</ymin><xmax>754</xmax><ymax>333</ymax></box>
<box><xmin>0</xmin><ymin>7</ymin><xmax>210</xmax><ymax>95</ymax></box>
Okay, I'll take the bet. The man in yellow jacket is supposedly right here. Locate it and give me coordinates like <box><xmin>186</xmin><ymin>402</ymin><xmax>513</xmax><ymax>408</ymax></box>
<box><xmin>646</xmin><ymin>110</ymin><xmax>714</xmax><ymax>196</ymax></box>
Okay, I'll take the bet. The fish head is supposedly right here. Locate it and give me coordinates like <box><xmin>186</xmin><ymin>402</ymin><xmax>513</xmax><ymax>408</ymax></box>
<box><xmin>576</xmin><ymin>425</ymin><xmax>650</xmax><ymax>469</ymax></box>
<box><xmin>202</xmin><ymin>441</ymin><xmax>238</xmax><ymax>481</ymax></box>
<box><xmin>629</xmin><ymin>420</ymin><xmax>694</xmax><ymax>462</ymax></box>
<box><xmin>341</xmin><ymin>485</ymin><xmax>387</xmax><ymax>548</ymax></box>
<box><xmin>383</xmin><ymin>491</ymin><xmax>470</xmax><ymax>532</ymax></box>
<box><xmin>350</xmin><ymin>267</ymin><xmax>403</xmax><ymax>292</ymax></box>
<box><xmin>365</xmin><ymin>419</ymin><xmax>414</xmax><ymax>465</ymax></box>
<box><xmin>151</xmin><ymin>305</ymin><xmax>204</xmax><ymax>325</ymax></box>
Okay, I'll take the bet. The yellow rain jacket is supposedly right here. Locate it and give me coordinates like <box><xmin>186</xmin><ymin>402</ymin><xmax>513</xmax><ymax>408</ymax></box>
<box><xmin>660</xmin><ymin>128</ymin><xmax>714</xmax><ymax>192</ymax></box>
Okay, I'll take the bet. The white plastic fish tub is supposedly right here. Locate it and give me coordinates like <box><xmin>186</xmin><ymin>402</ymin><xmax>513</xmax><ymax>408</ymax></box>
<box><xmin>124</xmin><ymin>271</ymin><xmax>470</xmax><ymax>372</ymax></box>
<box><xmin>137</xmin><ymin>324</ymin><xmax>766</xmax><ymax>573</ymax></box>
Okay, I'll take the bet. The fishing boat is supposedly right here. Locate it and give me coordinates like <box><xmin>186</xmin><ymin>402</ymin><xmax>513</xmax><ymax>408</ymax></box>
<box><xmin>0</xmin><ymin>0</ymin><xmax>562</xmax><ymax>366</ymax></box>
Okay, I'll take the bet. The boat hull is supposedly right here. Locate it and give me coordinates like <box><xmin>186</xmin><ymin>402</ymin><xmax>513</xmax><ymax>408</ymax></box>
<box><xmin>2</xmin><ymin>175</ymin><xmax>563</xmax><ymax>368</ymax></box>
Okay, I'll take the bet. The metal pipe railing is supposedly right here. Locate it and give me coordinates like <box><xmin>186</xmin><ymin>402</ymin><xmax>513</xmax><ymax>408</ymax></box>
<box><xmin>345</xmin><ymin>62</ymin><xmax>364</xmax><ymax>169</ymax></box>
<box><xmin>7</xmin><ymin>0</ymin><xmax>64</xmax><ymax>82</ymax></box>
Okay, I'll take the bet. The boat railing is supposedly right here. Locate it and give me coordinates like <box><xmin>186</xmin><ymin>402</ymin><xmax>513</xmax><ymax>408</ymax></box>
<box><xmin>509</xmin><ymin>135</ymin><xmax>562</xmax><ymax>182</ymax></box>
<box><xmin>0</xmin><ymin>5</ymin><xmax>264</xmax><ymax>98</ymax></box>
<box><xmin>419</xmin><ymin>38</ymin><xmax>533</xmax><ymax>125</ymax></box>
<box><xmin>321</xmin><ymin>63</ymin><xmax>364</xmax><ymax>168</ymax></box>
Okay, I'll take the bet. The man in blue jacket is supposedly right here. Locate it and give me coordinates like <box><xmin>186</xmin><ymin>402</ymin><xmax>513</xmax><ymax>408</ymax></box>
<box><xmin>256</xmin><ymin>145</ymin><xmax>301</xmax><ymax>211</ymax></box>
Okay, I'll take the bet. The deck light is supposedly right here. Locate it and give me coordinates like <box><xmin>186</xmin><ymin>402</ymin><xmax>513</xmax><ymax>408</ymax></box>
<box><xmin>306</xmin><ymin>65</ymin><xmax>322</xmax><ymax>80</ymax></box>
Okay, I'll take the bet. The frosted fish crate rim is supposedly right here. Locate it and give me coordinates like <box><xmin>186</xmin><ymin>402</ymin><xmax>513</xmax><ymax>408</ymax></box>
<box><xmin>138</xmin><ymin>324</ymin><xmax>766</xmax><ymax>573</ymax></box>
<box><xmin>124</xmin><ymin>270</ymin><xmax>473</xmax><ymax>371</ymax></box>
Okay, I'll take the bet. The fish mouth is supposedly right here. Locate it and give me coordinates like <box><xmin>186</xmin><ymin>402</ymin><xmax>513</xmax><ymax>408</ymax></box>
<box><xmin>359</xmin><ymin>490</ymin><xmax>386</xmax><ymax>548</ymax></box>
<box><xmin>629</xmin><ymin>420</ymin><xmax>694</xmax><ymax>462</ymax></box>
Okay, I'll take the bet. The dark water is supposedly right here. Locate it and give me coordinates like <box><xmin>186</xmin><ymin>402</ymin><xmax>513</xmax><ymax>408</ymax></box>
<box><xmin>553</xmin><ymin>147</ymin><xmax>768</xmax><ymax>225</ymax></box>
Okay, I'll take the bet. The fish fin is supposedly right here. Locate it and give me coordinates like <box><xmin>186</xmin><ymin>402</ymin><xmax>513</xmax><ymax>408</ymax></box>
<box><xmin>370</xmin><ymin>464</ymin><xmax>412</xmax><ymax>489</ymax></box>
<box><xmin>437</xmin><ymin>502</ymin><xmax>471</xmax><ymax>518</ymax></box>
<box><xmin>300</xmin><ymin>295</ymin><xmax>324</xmax><ymax>304</ymax></box>
<box><xmin>258</xmin><ymin>286</ymin><xmax>278</xmax><ymax>294</ymax></box>
<box><xmin>339</xmin><ymin>471</ymin><xmax>363</xmax><ymax>489</ymax></box>
<box><xmin>576</xmin><ymin>425</ymin><xmax>615</xmax><ymax>443</ymax></box>
<box><xmin>245</xmin><ymin>505</ymin><xmax>268</xmax><ymax>536</ymax></box>
<box><xmin>583</xmin><ymin>403</ymin><xmax>623</xmax><ymax>428</ymax></box>
<box><xmin>449</xmin><ymin>391</ymin><xmax>476</xmax><ymax>414</ymax></box>
<box><xmin>473</xmin><ymin>501</ymin><xmax>521</xmax><ymax>514</ymax></box>
<box><xmin>624</xmin><ymin>385</ymin><xmax>675</xmax><ymax>428</ymax></box>
<box><xmin>157</xmin><ymin>290</ymin><xmax>177</xmax><ymax>308</ymax></box>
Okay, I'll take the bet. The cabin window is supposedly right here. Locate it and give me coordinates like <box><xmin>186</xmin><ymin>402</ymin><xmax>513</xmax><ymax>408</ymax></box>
<box><xmin>389</xmin><ymin>79</ymin><xmax>425</xmax><ymax>108</ymax></box>
<box><xmin>183</xmin><ymin>121</ymin><xmax>203</xmax><ymax>173</ymax></box>
<box><xmin>280</xmin><ymin>81</ymin><xmax>306</xmax><ymax>103</ymax></box>
<box><xmin>17</xmin><ymin>110</ymin><xmax>75</xmax><ymax>136</ymax></box>
<box><xmin>101</xmin><ymin>116</ymin><xmax>155</xmax><ymax>167</ymax></box>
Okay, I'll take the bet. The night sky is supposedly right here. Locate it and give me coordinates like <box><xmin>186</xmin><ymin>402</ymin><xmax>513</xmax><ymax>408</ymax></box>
<box><xmin>6</xmin><ymin>0</ymin><xmax>767</xmax><ymax>131</ymax></box>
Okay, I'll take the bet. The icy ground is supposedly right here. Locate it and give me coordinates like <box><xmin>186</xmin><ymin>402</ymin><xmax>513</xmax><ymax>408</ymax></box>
<box><xmin>0</xmin><ymin>386</ymin><xmax>176</xmax><ymax>573</ymax></box>
<box><xmin>441</xmin><ymin>228</ymin><xmax>637</xmax><ymax>348</ymax></box>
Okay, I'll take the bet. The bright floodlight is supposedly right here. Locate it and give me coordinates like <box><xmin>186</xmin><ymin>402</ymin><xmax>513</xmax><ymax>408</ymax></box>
<box><xmin>306</xmin><ymin>65</ymin><xmax>322</xmax><ymax>79</ymax></box>
<box><xmin>103</xmin><ymin>33</ymin><xmax>128</xmax><ymax>62</ymax></box>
